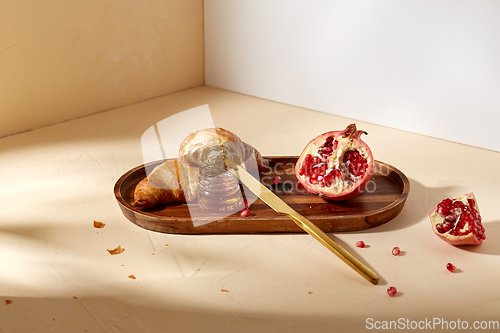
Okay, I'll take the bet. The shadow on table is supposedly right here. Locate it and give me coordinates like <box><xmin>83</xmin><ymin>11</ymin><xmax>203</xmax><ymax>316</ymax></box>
<box><xmin>0</xmin><ymin>294</ymin><xmax>399</xmax><ymax>333</ymax></box>
<box><xmin>355</xmin><ymin>178</ymin><xmax>459</xmax><ymax>233</ymax></box>
<box><xmin>327</xmin><ymin>235</ymin><xmax>388</xmax><ymax>286</ymax></box>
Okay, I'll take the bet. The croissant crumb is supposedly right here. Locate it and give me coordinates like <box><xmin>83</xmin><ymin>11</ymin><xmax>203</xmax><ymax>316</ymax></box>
<box><xmin>107</xmin><ymin>245</ymin><xmax>125</xmax><ymax>255</ymax></box>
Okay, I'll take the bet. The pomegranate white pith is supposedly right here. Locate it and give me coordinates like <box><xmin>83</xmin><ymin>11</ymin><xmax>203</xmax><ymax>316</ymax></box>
<box><xmin>429</xmin><ymin>193</ymin><xmax>485</xmax><ymax>246</ymax></box>
<box><xmin>295</xmin><ymin>124</ymin><xmax>374</xmax><ymax>201</ymax></box>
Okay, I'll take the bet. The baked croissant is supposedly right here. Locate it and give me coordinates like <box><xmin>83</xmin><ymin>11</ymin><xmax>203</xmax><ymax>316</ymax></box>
<box><xmin>132</xmin><ymin>159</ymin><xmax>188</xmax><ymax>209</ymax></box>
<box><xmin>132</xmin><ymin>127</ymin><xmax>268</xmax><ymax>209</ymax></box>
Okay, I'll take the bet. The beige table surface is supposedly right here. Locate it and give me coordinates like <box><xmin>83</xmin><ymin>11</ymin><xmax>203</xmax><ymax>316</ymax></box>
<box><xmin>1</xmin><ymin>85</ymin><xmax>499</xmax><ymax>332</ymax></box>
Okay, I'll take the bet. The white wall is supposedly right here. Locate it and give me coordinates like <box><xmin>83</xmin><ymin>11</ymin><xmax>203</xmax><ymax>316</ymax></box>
<box><xmin>205</xmin><ymin>0</ymin><xmax>500</xmax><ymax>152</ymax></box>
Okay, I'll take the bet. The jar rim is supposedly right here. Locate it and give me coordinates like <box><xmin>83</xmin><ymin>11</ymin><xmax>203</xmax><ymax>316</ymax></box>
<box><xmin>199</xmin><ymin>163</ymin><xmax>232</xmax><ymax>177</ymax></box>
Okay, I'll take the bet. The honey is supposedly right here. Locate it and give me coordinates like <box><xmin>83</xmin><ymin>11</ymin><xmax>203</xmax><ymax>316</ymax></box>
<box><xmin>197</xmin><ymin>163</ymin><xmax>244</xmax><ymax>213</ymax></box>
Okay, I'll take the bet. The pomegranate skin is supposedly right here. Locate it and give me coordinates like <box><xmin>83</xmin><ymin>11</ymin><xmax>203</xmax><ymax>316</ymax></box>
<box><xmin>295</xmin><ymin>124</ymin><xmax>374</xmax><ymax>201</ymax></box>
<box><xmin>429</xmin><ymin>193</ymin><xmax>485</xmax><ymax>246</ymax></box>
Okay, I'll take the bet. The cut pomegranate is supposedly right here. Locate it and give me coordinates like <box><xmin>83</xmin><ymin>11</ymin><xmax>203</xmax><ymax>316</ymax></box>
<box><xmin>429</xmin><ymin>193</ymin><xmax>485</xmax><ymax>245</ymax></box>
<box><xmin>295</xmin><ymin>124</ymin><xmax>373</xmax><ymax>201</ymax></box>
<box><xmin>387</xmin><ymin>286</ymin><xmax>397</xmax><ymax>297</ymax></box>
<box><xmin>355</xmin><ymin>241</ymin><xmax>366</xmax><ymax>248</ymax></box>
<box><xmin>446</xmin><ymin>263</ymin><xmax>457</xmax><ymax>273</ymax></box>
<box><xmin>392</xmin><ymin>247</ymin><xmax>401</xmax><ymax>256</ymax></box>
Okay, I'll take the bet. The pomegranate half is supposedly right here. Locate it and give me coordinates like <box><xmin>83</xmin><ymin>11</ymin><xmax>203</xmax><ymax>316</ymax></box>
<box><xmin>295</xmin><ymin>123</ymin><xmax>373</xmax><ymax>201</ymax></box>
<box><xmin>429</xmin><ymin>193</ymin><xmax>486</xmax><ymax>245</ymax></box>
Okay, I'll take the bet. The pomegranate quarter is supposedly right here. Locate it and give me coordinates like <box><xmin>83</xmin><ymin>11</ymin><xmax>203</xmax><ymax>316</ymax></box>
<box><xmin>295</xmin><ymin>123</ymin><xmax>374</xmax><ymax>200</ymax></box>
<box><xmin>429</xmin><ymin>193</ymin><xmax>486</xmax><ymax>245</ymax></box>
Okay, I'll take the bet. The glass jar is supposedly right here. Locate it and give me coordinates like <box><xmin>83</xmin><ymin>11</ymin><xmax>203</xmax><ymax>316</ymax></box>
<box><xmin>197</xmin><ymin>163</ymin><xmax>244</xmax><ymax>213</ymax></box>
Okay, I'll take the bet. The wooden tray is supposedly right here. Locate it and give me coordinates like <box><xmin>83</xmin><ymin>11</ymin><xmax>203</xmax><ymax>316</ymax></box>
<box><xmin>114</xmin><ymin>157</ymin><xmax>409</xmax><ymax>234</ymax></box>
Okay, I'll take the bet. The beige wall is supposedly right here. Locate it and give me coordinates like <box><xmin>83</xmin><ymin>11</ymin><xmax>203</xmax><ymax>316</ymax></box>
<box><xmin>0</xmin><ymin>0</ymin><xmax>204</xmax><ymax>138</ymax></box>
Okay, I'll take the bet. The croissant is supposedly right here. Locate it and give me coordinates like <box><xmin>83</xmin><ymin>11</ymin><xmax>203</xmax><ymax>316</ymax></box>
<box><xmin>179</xmin><ymin>128</ymin><xmax>268</xmax><ymax>169</ymax></box>
<box><xmin>132</xmin><ymin>159</ymin><xmax>189</xmax><ymax>209</ymax></box>
<box><xmin>132</xmin><ymin>127</ymin><xmax>268</xmax><ymax>209</ymax></box>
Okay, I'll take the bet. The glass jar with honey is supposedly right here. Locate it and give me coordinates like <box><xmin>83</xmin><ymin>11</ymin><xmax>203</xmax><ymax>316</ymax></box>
<box><xmin>197</xmin><ymin>163</ymin><xmax>244</xmax><ymax>213</ymax></box>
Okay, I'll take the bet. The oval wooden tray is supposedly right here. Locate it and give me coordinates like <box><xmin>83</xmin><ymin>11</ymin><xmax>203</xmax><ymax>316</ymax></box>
<box><xmin>114</xmin><ymin>157</ymin><xmax>409</xmax><ymax>234</ymax></box>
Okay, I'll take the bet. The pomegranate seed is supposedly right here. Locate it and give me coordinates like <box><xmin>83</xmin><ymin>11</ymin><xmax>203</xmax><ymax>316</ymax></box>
<box><xmin>446</xmin><ymin>263</ymin><xmax>457</xmax><ymax>273</ymax></box>
<box><xmin>240</xmin><ymin>208</ymin><xmax>250</xmax><ymax>217</ymax></box>
<box><xmin>392</xmin><ymin>247</ymin><xmax>401</xmax><ymax>256</ymax></box>
<box><xmin>326</xmin><ymin>204</ymin><xmax>336</xmax><ymax>211</ymax></box>
<box><xmin>445</xmin><ymin>214</ymin><xmax>456</xmax><ymax>221</ymax></box>
<box><xmin>387</xmin><ymin>286</ymin><xmax>397</xmax><ymax>297</ymax></box>
<box><xmin>442</xmin><ymin>221</ymin><xmax>453</xmax><ymax>232</ymax></box>
<box><xmin>272</xmin><ymin>176</ymin><xmax>281</xmax><ymax>184</ymax></box>
<box><xmin>343</xmin><ymin>149</ymin><xmax>367</xmax><ymax>177</ymax></box>
<box><xmin>462</xmin><ymin>213</ymin><xmax>472</xmax><ymax>223</ymax></box>
<box><xmin>355</xmin><ymin>241</ymin><xmax>365</xmax><ymax>248</ymax></box>
<box><xmin>322</xmin><ymin>146</ymin><xmax>332</xmax><ymax>154</ymax></box>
